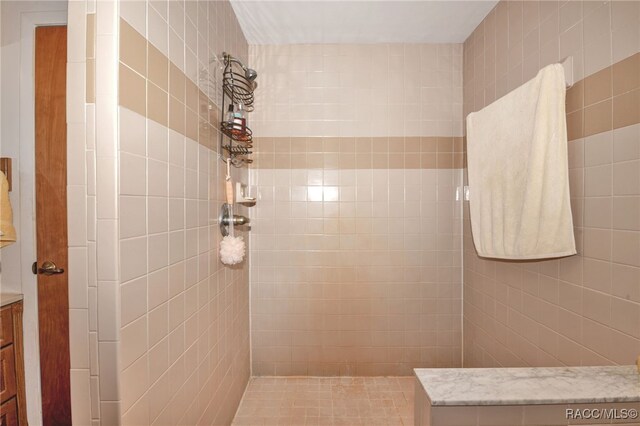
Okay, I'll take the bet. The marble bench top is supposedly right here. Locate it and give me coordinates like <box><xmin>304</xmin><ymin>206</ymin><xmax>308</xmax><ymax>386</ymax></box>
<box><xmin>414</xmin><ymin>366</ymin><xmax>640</xmax><ymax>406</ymax></box>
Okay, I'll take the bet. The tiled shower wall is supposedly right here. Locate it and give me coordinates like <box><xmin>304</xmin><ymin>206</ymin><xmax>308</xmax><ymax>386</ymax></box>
<box><xmin>115</xmin><ymin>1</ymin><xmax>250</xmax><ymax>424</ymax></box>
<box><xmin>249</xmin><ymin>44</ymin><xmax>465</xmax><ymax>375</ymax></box>
<box><xmin>66</xmin><ymin>1</ymin><xmax>106</xmax><ymax>424</ymax></box>
<box><xmin>463</xmin><ymin>1</ymin><xmax>640</xmax><ymax>367</ymax></box>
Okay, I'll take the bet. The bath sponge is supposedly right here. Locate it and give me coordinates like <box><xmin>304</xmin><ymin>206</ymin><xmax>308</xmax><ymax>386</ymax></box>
<box><xmin>220</xmin><ymin>235</ymin><xmax>245</xmax><ymax>265</ymax></box>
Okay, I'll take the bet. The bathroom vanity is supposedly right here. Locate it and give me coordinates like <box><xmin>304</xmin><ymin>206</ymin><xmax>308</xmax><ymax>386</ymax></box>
<box><xmin>0</xmin><ymin>294</ymin><xmax>27</xmax><ymax>425</ymax></box>
<box><xmin>414</xmin><ymin>366</ymin><xmax>640</xmax><ymax>426</ymax></box>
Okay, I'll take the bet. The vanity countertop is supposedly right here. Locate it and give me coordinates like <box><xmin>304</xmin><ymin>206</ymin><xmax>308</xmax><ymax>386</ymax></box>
<box><xmin>0</xmin><ymin>292</ymin><xmax>23</xmax><ymax>307</ymax></box>
<box><xmin>414</xmin><ymin>365</ymin><xmax>640</xmax><ymax>406</ymax></box>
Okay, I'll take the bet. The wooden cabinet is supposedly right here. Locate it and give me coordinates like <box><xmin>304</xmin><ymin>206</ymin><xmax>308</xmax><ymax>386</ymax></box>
<box><xmin>0</xmin><ymin>398</ymin><xmax>18</xmax><ymax>426</ymax></box>
<box><xmin>0</xmin><ymin>301</ymin><xmax>27</xmax><ymax>425</ymax></box>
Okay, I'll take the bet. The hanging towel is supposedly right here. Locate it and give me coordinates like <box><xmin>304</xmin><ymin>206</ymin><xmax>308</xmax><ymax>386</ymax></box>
<box><xmin>0</xmin><ymin>171</ymin><xmax>17</xmax><ymax>248</ymax></box>
<box><xmin>466</xmin><ymin>63</ymin><xmax>576</xmax><ymax>260</ymax></box>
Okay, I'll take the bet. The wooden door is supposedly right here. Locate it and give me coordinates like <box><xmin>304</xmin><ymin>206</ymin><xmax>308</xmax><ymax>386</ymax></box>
<box><xmin>34</xmin><ymin>26</ymin><xmax>71</xmax><ymax>426</ymax></box>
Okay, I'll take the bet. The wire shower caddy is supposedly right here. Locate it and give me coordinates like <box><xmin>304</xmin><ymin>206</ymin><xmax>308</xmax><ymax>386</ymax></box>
<box><xmin>218</xmin><ymin>52</ymin><xmax>256</xmax><ymax>167</ymax></box>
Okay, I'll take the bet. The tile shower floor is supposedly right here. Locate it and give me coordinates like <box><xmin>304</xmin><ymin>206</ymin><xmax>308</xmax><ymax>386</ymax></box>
<box><xmin>232</xmin><ymin>376</ymin><xmax>415</xmax><ymax>426</ymax></box>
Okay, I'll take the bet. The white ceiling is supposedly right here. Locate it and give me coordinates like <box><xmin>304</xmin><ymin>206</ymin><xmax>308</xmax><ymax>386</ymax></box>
<box><xmin>230</xmin><ymin>0</ymin><xmax>498</xmax><ymax>45</ymax></box>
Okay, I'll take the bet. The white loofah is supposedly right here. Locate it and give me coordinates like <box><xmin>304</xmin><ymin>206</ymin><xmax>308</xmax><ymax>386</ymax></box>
<box><xmin>220</xmin><ymin>235</ymin><xmax>245</xmax><ymax>265</ymax></box>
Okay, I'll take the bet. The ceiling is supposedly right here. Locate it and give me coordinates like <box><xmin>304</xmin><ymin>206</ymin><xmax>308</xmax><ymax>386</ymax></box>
<box><xmin>230</xmin><ymin>0</ymin><xmax>498</xmax><ymax>45</ymax></box>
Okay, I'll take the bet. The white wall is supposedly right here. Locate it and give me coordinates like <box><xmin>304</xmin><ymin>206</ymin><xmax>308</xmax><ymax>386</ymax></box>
<box><xmin>0</xmin><ymin>2</ymin><xmax>68</xmax><ymax>424</ymax></box>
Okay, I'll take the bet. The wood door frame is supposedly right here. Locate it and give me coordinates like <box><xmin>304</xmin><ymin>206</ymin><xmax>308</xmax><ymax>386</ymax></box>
<box><xmin>14</xmin><ymin>10</ymin><xmax>67</xmax><ymax>426</ymax></box>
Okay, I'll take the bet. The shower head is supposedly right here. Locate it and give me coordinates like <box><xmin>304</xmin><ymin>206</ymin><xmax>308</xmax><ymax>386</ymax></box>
<box><xmin>245</xmin><ymin>68</ymin><xmax>258</xmax><ymax>81</ymax></box>
<box><xmin>223</xmin><ymin>52</ymin><xmax>257</xmax><ymax>82</ymax></box>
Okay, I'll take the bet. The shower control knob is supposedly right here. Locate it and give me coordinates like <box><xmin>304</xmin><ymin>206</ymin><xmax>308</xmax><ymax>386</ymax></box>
<box><xmin>219</xmin><ymin>203</ymin><xmax>251</xmax><ymax>237</ymax></box>
<box><xmin>222</xmin><ymin>214</ymin><xmax>250</xmax><ymax>226</ymax></box>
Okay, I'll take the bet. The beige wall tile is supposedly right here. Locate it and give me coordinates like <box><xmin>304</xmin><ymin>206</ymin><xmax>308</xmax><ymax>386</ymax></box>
<box><xmin>86</xmin><ymin>59</ymin><xmax>95</xmax><ymax>103</ymax></box>
<box><xmin>120</xmin><ymin>19</ymin><xmax>147</xmax><ymax>77</ymax></box>
<box><xmin>116</xmin><ymin>1</ymin><xmax>251</xmax><ymax>425</ymax></box>
<box><xmin>613</xmin><ymin>124</ymin><xmax>640</xmax><ymax>162</ymax></box>
<box><xmin>147</xmin><ymin>82</ymin><xmax>168</xmax><ymax>126</ymax></box>
<box><xmin>250</xmin><ymin>43</ymin><xmax>463</xmax><ymax>138</ymax></box>
<box><xmin>613</xmin><ymin>197</ymin><xmax>640</xmax><ymax>231</ymax></box>
<box><xmin>583</xmin><ymin>99</ymin><xmax>612</xmax><ymax>137</ymax></box>
<box><xmin>612</xmin><ymin>52</ymin><xmax>640</xmax><ymax>96</ymax></box>
<box><xmin>119</xmin><ymin>63</ymin><xmax>146</xmax><ymax>116</ymax></box>
<box><xmin>612</xmin><ymin>89</ymin><xmax>640</xmax><ymax>129</ymax></box>
<box><xmin>583</xmin><ymin>67</ymin><xmax>611</xmax><ymax>107</ymax></box>
<box><xmin>185</xmin><ymin>109</ymin><xmax>198</xmax><ymax>141</ymax></box>
<box><xmin>566</xmin><ymin>80</ymin><xmax>584</xmax><ymax>113</ymax></box>
<box><xmin>613</xmin><ymin>160</ymin><xmax>640</xmax><ymax>196</ymax></box>
<box><xmin>86</xmin><ymin>14</ymin><xmax>95</xmax><ymax>59</ymax></box>
<box><xmin>250</xmin><ymin>167</ymin><xmax>463</xmax><ymax>374</ymax></box>
<box><xmin>566</xmin><ymin>110</ymin><xmax>584</xmax><ymax>141</ymax></box>
<box><xmin>168</xmin><ymin>96</ymin><xmax>185</xmax><ymax>135</ymax></box>
<box><xmin>147</xmin><ymin>43</ymin><xmax>168</xmax><ymax>91</ymax></box>
<box><xmin>185</xmin><ymin>79</ymin><xmax>198</xmax><ymax>113</ymax></box>
<box><xmin>254</xmin><ymin>136</ymin><xmax>463</xmax><ymax>169</ymax></box>
<box><xmin>463</xmin><ymin>0</ymin><xmax>640</xmax><ymax>369</ymax></box>
<box><xmin>169</xmin><ymin>62</ymin><xmax>184</xmax><ymax>102</ymax></box>
<box><xmin>612</xmin><ymin>230</ymin><xmax>640</xmax><ymax>267</ymax></box>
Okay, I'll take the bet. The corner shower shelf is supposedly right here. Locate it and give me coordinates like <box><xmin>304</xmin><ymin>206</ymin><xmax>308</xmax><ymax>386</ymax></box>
<box><xmin>223</xmin><ymin>68</ymin><xmax>255</xmax><ymax>112</ymax></box>
<box><xmin>220</xmin><ymin>121</ymin><xmax>253</xmax><ymax>144</ymax></box>
<box><xmin>218</xmin><ymin>52</ymin><xmax>257</xmax><ymax>167</ymax></box>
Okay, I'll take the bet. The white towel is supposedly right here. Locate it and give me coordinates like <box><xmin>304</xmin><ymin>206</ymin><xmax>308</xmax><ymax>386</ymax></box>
<box><xmin>0</xmin><ymin>171</ymin><xmax>16</xmax><ymax>248</ymax></box>
<box><xmin>466</xmin><ymin>64</ymin><xmax>576</xmax><ymax>260</ymax></box>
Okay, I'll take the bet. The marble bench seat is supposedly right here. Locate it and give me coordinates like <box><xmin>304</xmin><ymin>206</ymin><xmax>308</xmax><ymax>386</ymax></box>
<box><xmin>413</xmin><ymin>366</ymin><xmax>640</xmax><ymax>426</ymax></box>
